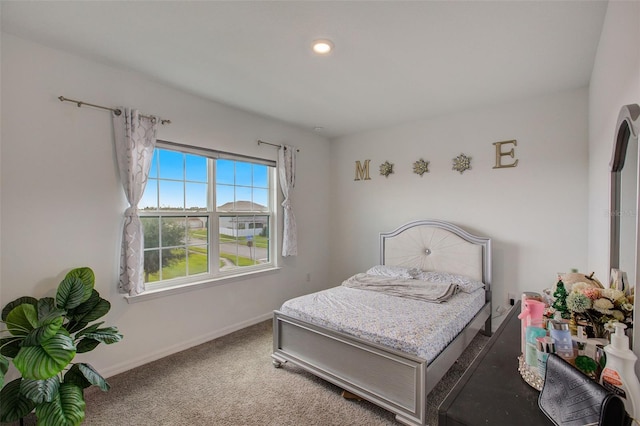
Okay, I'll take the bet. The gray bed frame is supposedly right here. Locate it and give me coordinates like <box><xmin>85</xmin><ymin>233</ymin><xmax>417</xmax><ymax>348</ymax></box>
<box><xmin>272</xmin><ymin>220</ymin><xmax>492</xmax><ymax>426</ymax></box>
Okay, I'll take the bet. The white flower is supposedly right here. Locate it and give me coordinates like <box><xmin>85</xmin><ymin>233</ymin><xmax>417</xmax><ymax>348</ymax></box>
<box><xmin>593</xmin><ymin>298</ymin><xmax>614</xmax><ymax>314</ymax></box>
<box><xmin>612</xmin><ymin>310</ymin><xmax>625</xmax><ymax>321</ymax></box>
<box><xmin>604</xmin><ymin>320</ymin><xmax>618</xmax><ymax>333</ymax></box>
<box><xmin>602</xmin><ymin>288</ymin><xmax>625</xmax><ymax>302</ymax></box>
<box><xmin>622</xmin><ymin>303</ymin><xmax>634</xmax><ymax>311</ymax></box>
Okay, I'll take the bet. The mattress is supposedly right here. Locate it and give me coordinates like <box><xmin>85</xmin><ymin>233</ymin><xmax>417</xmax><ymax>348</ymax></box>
<box><xmin>279</xmin><ymin>285</ymin><xmax>486</xmax><ymax>364</ymax></box>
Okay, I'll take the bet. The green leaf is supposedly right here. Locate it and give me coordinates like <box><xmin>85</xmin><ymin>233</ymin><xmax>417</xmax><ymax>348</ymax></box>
<box><xmin>63</xmin><ymin>364</ymin><xmax>91</xmax><ymax>390</ymax></box>
<box><xmin>0</xmin><ymin>337</ymin><xmax>22</xmax><ymax>358</ymax></box>
<box><xmin>14</xmin><ymin>330</ymin><xmax>76</xmax><ymax>380</ymax></box>
<box><xmin>75</xmin><ymin>338</ymin><xmax>100</xmax><ymax>354</ymax></box>
<box><xmin>56</xmin><ymin>276</ymin><xmax>88</xmax><ymax>311</ymax></box>
<box><xmin>64</xmin><ymin>267</ymin><xmax>95</xmax><ymax>303</ymax></box>
<box><xmin>35</xmin><ymin>383</ymin><xmax>85</xmax><ymax>426</ymax></box>
<box><xmin>20</xmin><ymin>377</ymin><xmax>60</xmax><ymax>403</ymax></box>
<box><xmin>74</xmin><ymin>325</ymin><xmax>123</xmax><ymax>353</ymax></box>
<box><xmin>37</xmin><ymin>297</ymin><xmax>56</xmax><ymax>317</ymax></box>
<box><xmin>0</xmin><ymin>378</ymin><xmax>36</xmax><ymax>423</ymax></box>
<box><xmin>6</xmin><ymin>304</ymin><xmax>39</xmax><ymax>336</ymax></box>
<box><xmin>74</xmin><ymin>324</ymin><xmax>123</xmax><ymax>353</ymax></box>
<box><xmin>23</xmin><ymin>316</ymin><xmax>64</xmax><ymax>347</ymax></box>
<box><xmin>74</xmin><ymin>322</ymin><xmax>104</xmax><ymax>338</ymax></box>
<box><xmin>65</xmin><ymin>320</ymin><xmax>89</xmax><ymax>335</ymax></box>
<box><xmin>1</xmin><ymin>297</ymin><xmax>38</xmax><ymax>322</ymax></box>
<box><xmin>80</xmin><ymin>327</ymin><xmax>123</xmax><ymax>345</ymax></box>
<box><xmin>78</xmin><ymin>363</ymin><xmax>109</xmax><ymax>392</ymax></box>
<box><xmin>67</xmin><ymin>290</ymin><xmax>110</xmax><ymax>325</ymax></box>
<box><xmin>0</xmin><ymin>354</ymin><xmax>9</xmax><ymax>388</ymax></box>
<box><xmin>37</xmin><ymin>298</ymin><xmax>66</xmax><ymax>323</ymax></box>
<box><xmin>66</xmin><ymin>363</ymin><xmax>109</xmax><ymax>391</ymax></box>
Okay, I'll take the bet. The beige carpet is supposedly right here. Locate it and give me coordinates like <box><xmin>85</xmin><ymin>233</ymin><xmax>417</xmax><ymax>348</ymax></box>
<box><xmin>19</xmin><ymin>320</ymin><xmax>489</xmax><ymax>426</ymax></box>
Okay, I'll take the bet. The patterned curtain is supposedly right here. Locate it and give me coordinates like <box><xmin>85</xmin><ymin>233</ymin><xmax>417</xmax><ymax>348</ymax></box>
<box><xmin>279</xmin><ymin>145</ymin><xmax>297</xmax><ymax>256</ymax></box>
<box><xmin>113</xmin><ymin>109</ymin><xmax>159</xmax><ymax>296</ymax></box>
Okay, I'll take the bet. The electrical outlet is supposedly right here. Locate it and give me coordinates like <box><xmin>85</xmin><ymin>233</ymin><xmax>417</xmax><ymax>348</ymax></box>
<box><xmin>306</xmin><ymin>273</ymin><xmax>311</xmax><ymax>282</ymax></box>
<box><xmin>507</xmin><ymin>292</ymin><xmax>518</xmax><ymax>306</ymax></box>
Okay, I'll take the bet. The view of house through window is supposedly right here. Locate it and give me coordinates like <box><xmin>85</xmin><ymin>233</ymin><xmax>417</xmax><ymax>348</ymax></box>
<box><xmin>139</xmin><ymin>143</ymin><xmax>274</xmax><ymax>287</ymax></box>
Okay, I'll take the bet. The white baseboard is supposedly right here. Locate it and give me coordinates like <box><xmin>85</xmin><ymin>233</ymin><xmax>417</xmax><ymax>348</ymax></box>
<box><xmin>100</xmin><ymin>311</ymin><xmax>273</xmax><ymax>378</ymax></box>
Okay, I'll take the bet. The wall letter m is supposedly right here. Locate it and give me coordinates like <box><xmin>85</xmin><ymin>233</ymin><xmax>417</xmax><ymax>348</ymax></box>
<box><xmin>355</xmin><ymin>160</ymin><xmax>371</xmax><ymax>181</ymax></box>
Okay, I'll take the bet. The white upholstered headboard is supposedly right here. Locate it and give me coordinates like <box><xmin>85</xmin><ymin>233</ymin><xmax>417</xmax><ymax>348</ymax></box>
<box><xmin>379</xmin><ymin>220</ymin><xmax>492</xmax><ymax>287</ymax></box>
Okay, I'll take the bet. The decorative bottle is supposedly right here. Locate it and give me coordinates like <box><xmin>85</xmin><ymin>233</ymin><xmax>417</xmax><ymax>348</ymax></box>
<box><xmin>599</xmin><ymin>323</ymin><xmax>640</xmax><ymax>417</ymax></box>
<box><xmin>518</xmin><ymin>299</ymin><xmax>546</xmax><ymax>367</ymax></box>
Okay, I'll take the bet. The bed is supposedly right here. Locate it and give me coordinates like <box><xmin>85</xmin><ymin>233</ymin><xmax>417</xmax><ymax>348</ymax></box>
<box><xmin>271</xmin><ymin>219</ymin><xmax>492</xmax><ymax>426</ymax></box>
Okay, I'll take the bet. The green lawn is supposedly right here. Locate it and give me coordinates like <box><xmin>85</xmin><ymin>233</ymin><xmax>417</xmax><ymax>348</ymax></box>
<box><xmin>219</xmin><ymin>233</ymin><xmax>269</xmax><ymax>248</ymax></box>
<box><xmin>147</xmin><ymin>249</ymin><xmax>208</xmax><ymax>282</ymax></box>
<box><xmin>190</xmin><ymin>230</ymin><xmax>267</xmax><ymax>249</ymax></box>
<box><xmin>147</xmin><ymin>247</ymin><xmax>257</xmax><ymax>282</ymax></box>
<box><xmin>190</xmin><ymin>229</ymin><xmax>207</xmax><ymax>239</ymax></box>
<box><xmin>219</xmin><ymin>252</ymin><xmax>258</xmax><ymax>267</ymax></box>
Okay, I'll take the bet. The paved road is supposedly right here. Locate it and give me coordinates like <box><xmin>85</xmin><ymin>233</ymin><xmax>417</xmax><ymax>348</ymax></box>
<box><xmin>188</xmin><ymin>235</ymin><xmax>268</xmax><ymax>267</ymax></box>
<box><xmin>219</xmin><ymin>241</ymin><xmax>268</xmax><ymax>263</ymax></box>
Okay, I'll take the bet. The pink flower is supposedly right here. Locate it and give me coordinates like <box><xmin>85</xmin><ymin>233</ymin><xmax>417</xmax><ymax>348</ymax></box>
<box><xmin>582</xmin><ymin>288</ymin><xmax>601</xmax><ymax>300</ymax></box>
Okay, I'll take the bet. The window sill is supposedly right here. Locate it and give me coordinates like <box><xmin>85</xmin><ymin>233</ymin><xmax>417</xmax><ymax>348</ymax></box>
<box><xmin>124</xmin><ymin>267</ymin><xmax>282</xmax><ymax>304</ymax></box>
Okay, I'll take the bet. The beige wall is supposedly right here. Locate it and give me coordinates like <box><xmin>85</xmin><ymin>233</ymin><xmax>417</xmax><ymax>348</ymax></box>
<box><xmin>0</xmin><ymin>34</ymin><xmax>331</xmax><ymax>377</ymax></box>
<box><xmin>4</xmin><ymin>0</ymin><xmax>640</xmax><ymax>377</ymax></box>
<box><xmin>330</xmin><ymin>88</ymin><xmax>589</xmax><ymax>328</ymax></box>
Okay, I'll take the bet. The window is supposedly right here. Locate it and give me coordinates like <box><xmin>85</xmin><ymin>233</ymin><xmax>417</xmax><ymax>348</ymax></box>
<box><xmin>139</xmin><ymin>141</ymin><xmax>276</xmax><ymax>289</ymax></box>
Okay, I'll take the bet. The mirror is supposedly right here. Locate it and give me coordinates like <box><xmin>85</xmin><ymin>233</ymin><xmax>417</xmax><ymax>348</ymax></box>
<box><xmin>619</xmin><ymin>140</ymin><xmax>637</xmax><ymax>282</ymax></box>
<box><xmin>609</xmin><ymin>103</ymin><xmax>640</xmax><ymax>370</ymax></box>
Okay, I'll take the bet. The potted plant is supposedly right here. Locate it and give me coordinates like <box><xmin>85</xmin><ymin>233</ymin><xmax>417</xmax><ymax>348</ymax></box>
<box><xmin>0</xmin><ymin>267</ymin><xmax>123</xmax><ymax>425</ymax></box>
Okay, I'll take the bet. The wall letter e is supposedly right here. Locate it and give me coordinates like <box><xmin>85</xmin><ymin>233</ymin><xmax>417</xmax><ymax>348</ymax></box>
<box><xmin>493</xmin><ymin>140</ymin><xmax>519</xmax><ymax>169</ymax></box>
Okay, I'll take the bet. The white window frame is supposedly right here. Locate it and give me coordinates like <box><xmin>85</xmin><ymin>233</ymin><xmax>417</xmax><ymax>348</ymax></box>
<box><xmin>137</xmin><ymin>139</ymin><xmax>278</xmax><ymax>294</ymax></box>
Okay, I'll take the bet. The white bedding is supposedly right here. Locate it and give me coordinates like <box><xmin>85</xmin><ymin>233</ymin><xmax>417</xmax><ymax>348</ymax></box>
<box><xmin>279</xmin><ymin>281</ymin><xmax>486</xmax><ymax>364</ymax></box>
<box><xmin>342</xmin><ymin>273</ymin><xmax>459</xmax><ymax>303</ymax></box>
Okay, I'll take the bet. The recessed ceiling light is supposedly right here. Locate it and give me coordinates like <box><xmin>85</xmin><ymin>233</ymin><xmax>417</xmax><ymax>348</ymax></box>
<box><xmin>313</xmin><ymin>126</ymin><xmax>324</xmax><ymax>132</ymax></box>
<box><xmin>312</xmin><ymin>39</ymin><xmax>334</xmax><ymax>55</ymax></box>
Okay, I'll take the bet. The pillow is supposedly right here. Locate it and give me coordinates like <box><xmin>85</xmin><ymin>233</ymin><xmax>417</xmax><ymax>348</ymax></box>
<box><xmin>366</xmin><ymin>265</ymin><xmax>421</xmax><ymax>279</ymax></box>
<box><xmin>416</xmin><ymin>271</ymin><xmax>485</xmax><ymax>293</ymax></box>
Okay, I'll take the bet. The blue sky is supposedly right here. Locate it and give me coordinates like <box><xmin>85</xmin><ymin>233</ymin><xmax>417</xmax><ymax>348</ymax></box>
<box><xmin>140</xmin><ymin>149</ymin><xmax>269</xmax><ymax>210</ymax></box>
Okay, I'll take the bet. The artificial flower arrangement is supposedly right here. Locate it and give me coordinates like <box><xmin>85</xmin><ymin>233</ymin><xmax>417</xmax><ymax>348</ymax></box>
<box><xmin>545</xmin><ymin>273</ymin><xmax>634</xmax><ymax>340</ymax></box>
<box><xmin>566</xmin><ymin>284</ymin><xmax>634</xmax><ymax>338</ymax></box>
<box><xmin>541</xmin><ymin>271</ymin><xmax>634</xmax><ymax>378</ymax></box>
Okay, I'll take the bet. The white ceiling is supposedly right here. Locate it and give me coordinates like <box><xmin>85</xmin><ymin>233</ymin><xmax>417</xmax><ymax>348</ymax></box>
<box><xmin>1</xmin><ymin>1</ymin><xmax>608</xmax><ymax>139</ymax></box>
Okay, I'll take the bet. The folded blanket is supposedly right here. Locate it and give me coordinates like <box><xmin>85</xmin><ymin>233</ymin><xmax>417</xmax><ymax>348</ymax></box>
<box><xmin>342</xmin><ymin>273</ymin><xmax>459</xmax><ymax>303</ymax></box>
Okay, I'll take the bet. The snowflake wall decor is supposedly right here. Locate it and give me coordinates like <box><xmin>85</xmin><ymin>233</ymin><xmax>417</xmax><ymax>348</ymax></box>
<box><xmin>413</xmin><ymin>159</ymin><xmax>430</xmax><ymax>176</ymax></box>
<box><xmin>379</xmin><ymin>161</ymin><xmax>394</xmax><ymax>178</ymax></box>
<box><xmin>452</xmin><ymin>153</ymin><xmax>472</xmax><ymax>174</ymax></box>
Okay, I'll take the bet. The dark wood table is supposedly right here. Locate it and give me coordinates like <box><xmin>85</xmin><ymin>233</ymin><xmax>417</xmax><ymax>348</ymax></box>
<box><xmin>438</xmin><ymin>301</ymin><xmax>554</xmax><ymax>425</ymax></box>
